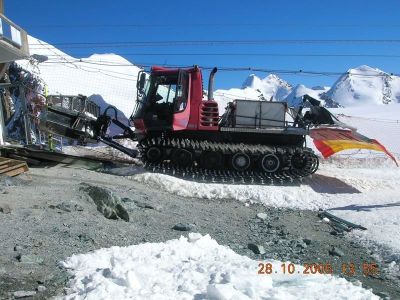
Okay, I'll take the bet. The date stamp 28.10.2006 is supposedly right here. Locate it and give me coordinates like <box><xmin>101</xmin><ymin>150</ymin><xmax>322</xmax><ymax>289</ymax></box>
<box><xmin>258</xmin><ymin>262</ymin><xmax>379</xmax><ymax>276</ymax></box>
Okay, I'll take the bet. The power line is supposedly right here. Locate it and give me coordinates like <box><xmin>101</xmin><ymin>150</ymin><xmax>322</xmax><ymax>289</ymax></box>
<box><xmin>40</xmin><ymin>60</ymin><xmax>400</xmax><ymax>77</ymax></box>
<box><xmin>41</xmin><ymin>53</ymin><xmax>400</xmax><ymax>58</ymax></box>
<box><xmin>23</xmin><ymin>22</ymin><xmax>400</xmax><ymax>29</ymax></box>
<box><xmin>29</xmin><ymin>39</ymin><xmax>400</xmax><ymax>49</ymax></box>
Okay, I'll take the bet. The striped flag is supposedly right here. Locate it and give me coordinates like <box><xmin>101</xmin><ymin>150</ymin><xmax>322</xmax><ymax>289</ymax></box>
<box><xmin>310</xmin><ymin>127</ymin><xmax>398</xmax><ymax>166</ymax></box>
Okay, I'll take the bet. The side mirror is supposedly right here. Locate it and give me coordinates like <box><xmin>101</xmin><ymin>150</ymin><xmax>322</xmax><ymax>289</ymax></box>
<box><xmin>138</xmin><ymin>72</ymin><xmax>146</xmax><ymax>91</ymax></box>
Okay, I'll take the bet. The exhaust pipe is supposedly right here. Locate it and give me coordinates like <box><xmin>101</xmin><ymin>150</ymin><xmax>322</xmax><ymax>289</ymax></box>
<box><xmin>208</xmin><ymin>67</ymin><xmax>218</xmax><ymax>100</ymax></box>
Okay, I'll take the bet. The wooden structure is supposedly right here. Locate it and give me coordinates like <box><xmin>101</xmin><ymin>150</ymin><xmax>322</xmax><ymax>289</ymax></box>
<box><xmin>0</xmin><ymin>156</ymin><xmax>28</xmax><ymax>177</ymax></box>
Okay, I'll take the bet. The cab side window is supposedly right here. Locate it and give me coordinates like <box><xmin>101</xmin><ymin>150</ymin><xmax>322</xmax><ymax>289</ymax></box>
<box><xmin>155</xmin><ymin>83</ymin><xmax>176</xmax><ymax>104</ymax></box>
<box><xmin>174</xmin><ymin>71</ymin><xmax>189</xmax><ymax>112</ymax></box>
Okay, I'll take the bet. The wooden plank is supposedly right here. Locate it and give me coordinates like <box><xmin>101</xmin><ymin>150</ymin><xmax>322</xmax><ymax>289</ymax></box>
<box><xmin>0</xmin><ymin>162</ymin><xmax>26</xmax><ymax>173</ymax></box>
<box><xmin>2</xmin><ymin>165</ymin><xmax>29</xmax><ymax>177</ymax></box>
<box><xmin>0</xmin><ymin>158</ymin><xmax>13</xmax><ymax>166</ymax></box>
<box><xmin>0</xmin><ymin>156</ymin><xmax>29</xmax><ymax>177</ymax></box>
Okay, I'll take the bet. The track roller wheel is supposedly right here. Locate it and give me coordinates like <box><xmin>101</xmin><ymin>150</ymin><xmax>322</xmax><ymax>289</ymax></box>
<box><xmin>171</xmin><ymin>149</ymin><xmax>193</xmax><ymax>167</ymax></box>
<box><xmin>200</xmin><ymin>151</ymin><xmax>224</xmax><ymax>169</ymax></box>
<box><xmin>291</xmin><ymin>152</ymin><xmax>307</xmax><ymax>170</ymax></box>
<box><xmin>231</xmin><ymin>152</ymin><xmax>251</xmax><ymax>171</ymax></box>
<box><xmin>146</xmin><ymin>146</ymin><xmax>162</xmax><ymax>163</ymax></box>
<box><xmin>260</xmin><ymin>153</ymin><xmax>280</xmax><ymax>173</ymax></box>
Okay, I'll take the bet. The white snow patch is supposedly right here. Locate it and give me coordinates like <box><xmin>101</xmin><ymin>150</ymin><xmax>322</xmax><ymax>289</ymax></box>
<box><xmin>60</xmin><ymin>234</ymin><xmax>377</xmax><ymax>300</ymax></box>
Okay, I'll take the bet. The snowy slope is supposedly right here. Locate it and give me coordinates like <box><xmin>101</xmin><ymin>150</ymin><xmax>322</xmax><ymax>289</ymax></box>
<box><xmin>22</xmin><ymin>36</ymin><xmax>141</xmax><ymax>126</ymax></box>
<box><xmin>321</xmin><ymin>65</ymin><xmax>400</xmax><ymax>107</ymax></box>
<box><xmin>285</xmin><ymin>84</ymin><xmax>330</xmax><ymax>107</ymax></box>
<box><xmin>61</xmin><ymin>233</ymin><xmax>378</xmax><ymax>300</ymax></box>
<box><xmin>330</xmin><ymin>103</ymin><xmax>400</xmax><ymax>156</ymax></box>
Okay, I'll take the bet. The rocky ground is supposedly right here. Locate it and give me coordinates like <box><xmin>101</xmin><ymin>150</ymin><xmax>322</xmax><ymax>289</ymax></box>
<box><xmin>0</xmin><ymin>163</ymin><xmax>399</xmax><ymax>299</ymax></box>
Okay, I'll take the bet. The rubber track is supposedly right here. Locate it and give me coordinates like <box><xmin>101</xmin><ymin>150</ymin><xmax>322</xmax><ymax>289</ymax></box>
<box><xmin>139</xmin><ymin>137</ymin><xmax>319</xmax><ymax>185</ymax></box>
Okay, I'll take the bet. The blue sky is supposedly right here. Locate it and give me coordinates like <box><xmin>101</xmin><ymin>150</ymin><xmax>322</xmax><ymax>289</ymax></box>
<box><xmin>6</xmin><ymin>0</ymin><xmax>400</xmax><ymax>89</ymax></box>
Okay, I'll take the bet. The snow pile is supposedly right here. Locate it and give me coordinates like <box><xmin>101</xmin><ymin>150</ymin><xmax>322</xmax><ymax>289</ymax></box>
<box><xmin>322</xmin><ymin>65</ymin><xmax>400</xmax><ymax>107</ymax></box>
<box><xmin>60</xmin><ymin>233</ymin><xmax>377</xmax><ymax>300</ymax></box>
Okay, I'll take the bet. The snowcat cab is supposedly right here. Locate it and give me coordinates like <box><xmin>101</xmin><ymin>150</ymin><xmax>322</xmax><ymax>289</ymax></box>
<box><xmin>132</xmin><ymin>66</ymin><xmax>219</xmax><ymax>139</ymax></box>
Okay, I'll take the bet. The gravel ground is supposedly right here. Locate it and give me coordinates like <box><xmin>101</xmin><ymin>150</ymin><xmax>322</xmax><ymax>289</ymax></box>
<box><xmin>0</xmin><ymin>164</ymin><xmax>398</xmax><ymax>299</ymax></box>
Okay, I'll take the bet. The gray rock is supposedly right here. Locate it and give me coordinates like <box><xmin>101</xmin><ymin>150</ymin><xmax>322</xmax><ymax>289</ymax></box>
<box><xmin>132</xmin><ymin>200</ymin><xmax>161</xmax><ymax>210</ymax></box>
<box><xmin>37</xmin><ymin>285</ymin><xmax>47</xmax><ymax>292</ymax></box>
<box><xmin>79</xmin><ymin>183</ymin><xmax>129</xmax><ymax>222</ymax></box>
<box><xmin>173</xmin><ymin>223</ymin><xmax>193</xmax><ymax>231</ymax></box>
<box><xmin>14</xmin><ymin>245</ymin><xmax>24</xmax><ymax>252</ymax></box>
<box><xmin>78</xmin><ymin>233</ymin><xmax>94</xmax><ymax>243</ymax></box>
<box><xmin>102</xmin><ymin>268</ymin><xmax>112</xmax><ymax>278</ymax></box>
<box><xmin>248</xmin><ymin>243</ymin><xmax>266</xmax><ymax>255</ymax></box>
<box><xmin>121</xmin><ymin>197</ymin><xmax>134</xmax><ymax>203</ymax></box>
<box><xmin>115</xmin><ymin>204</ymin><xmax>130</xmax><ymax>222</ymax></box>
<box><xmin>13</xmin><ymin>290</ymin><xmax>37</xmax><ymax>298</ymax></box>
<box><xmin>74</xmin><ymin>204</ymin><xmax>84</xmax><ymax>211</ymax></box>
<box><xmin>0</xmin><ymin>204</ymin><xmax>11</xmax><ymax>214</ymax></box>
<box><xmin>329</xmin><ymin>247</ymin><xmax>344</xmax><ymax>257</ymax></box>
<box><xmin>256</xmin><ymin>213</ymin><xmax>268</xmax><ymax>220</ymax></box>
<box><xmin>376</xmin><ymin>291</ymin><xmax>391</xmax><ymax>299</ymax></box>
<box><xmin>303</xmin><ymin>238</ymin><xmax>312</xmax><ymax>245</ymax></box>
<box><xmin>56</xmin><ymin>202</ymin><xmax>72</xmax><ymax>212</ymax></box>
<box><xmin>17</xmin><ymin>254</ymin><xmax>44</xmax><ymax>264</ymax></box>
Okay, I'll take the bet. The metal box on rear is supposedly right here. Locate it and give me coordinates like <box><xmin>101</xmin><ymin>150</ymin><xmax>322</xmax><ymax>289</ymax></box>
<box><xmin>233</xmin><ymin>100</ymin><xmax>286</xmax><ymax>128</ymax></box>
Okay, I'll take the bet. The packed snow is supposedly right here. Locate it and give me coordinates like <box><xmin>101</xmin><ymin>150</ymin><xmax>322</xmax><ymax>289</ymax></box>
<box><xmin>60</xmin><ymin>233</ymin><xmax>378</xmax><ymax>300</ymax></box>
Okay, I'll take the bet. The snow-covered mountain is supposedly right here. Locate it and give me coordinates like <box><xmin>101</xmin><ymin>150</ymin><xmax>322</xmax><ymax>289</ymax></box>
<box><xmin>242</xmin><ymin>74</ymin><xmax>292</xmax><ymax>101</ymax></box>
<box><xmin>215</xmin><ymin>65</ymin><xmax>400</xmax><ymax>109</ymax></box>
<box><xmin>321</xmin><ymin>65</ymin><xmax>400</xmax><ymax>107</ymax></box>
<box><xmin>214</xmin><ymin>74</ymin><xmax>292</xmax><ymax>113</ymax></box>
<box><xmin>285</xmin><ymin>84</ymin><xmax>330</xmax><ymax>107</ymax></box>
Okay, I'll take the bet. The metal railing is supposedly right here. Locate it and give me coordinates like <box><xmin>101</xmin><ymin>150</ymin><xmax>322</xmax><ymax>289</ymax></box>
<box><xmin>47</xmin><ymin>95</ymin><xmax>100</xmax><ymax>118</ymax></box>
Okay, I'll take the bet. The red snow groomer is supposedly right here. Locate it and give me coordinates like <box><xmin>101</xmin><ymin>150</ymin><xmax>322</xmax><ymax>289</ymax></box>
<box><xmin>89</xmin><ymin>66</ymin><xmax>398</xmax><ymax>183</ymax></box>
<box><xmin>34</xmin><ymin>66</ymin><xmax>390</xmax><ymax>183</ymax></box>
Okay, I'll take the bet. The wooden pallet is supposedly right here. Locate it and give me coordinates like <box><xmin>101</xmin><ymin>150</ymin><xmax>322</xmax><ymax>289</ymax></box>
<box><xmin>0</xmin><ymin>157</ymin><xmax>29</xmax><ymax>177</ymax></box>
